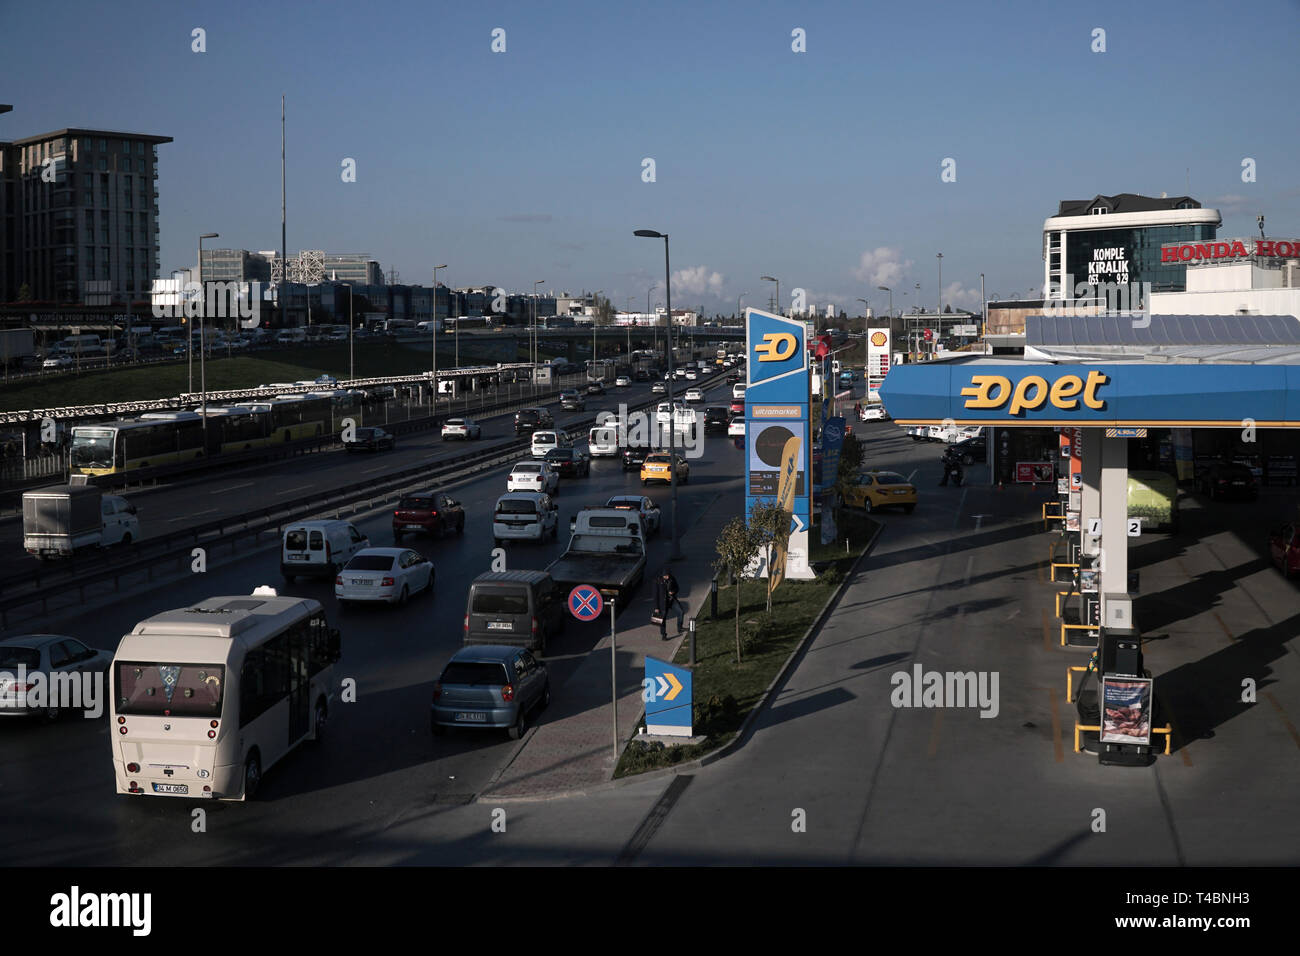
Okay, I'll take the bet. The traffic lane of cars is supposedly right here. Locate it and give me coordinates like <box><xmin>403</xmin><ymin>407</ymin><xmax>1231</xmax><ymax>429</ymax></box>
<box><xmin>0</xmin><ymin>420</ymin><xmax>745</xmax><ymax>864</ymax></box>
<box><xmin>0</xmin><ymin>377</ymin><xmax>671</xmax><ymax>574</ymax></box>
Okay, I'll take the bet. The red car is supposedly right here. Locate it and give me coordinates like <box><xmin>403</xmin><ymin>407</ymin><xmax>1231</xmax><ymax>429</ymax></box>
<box><xmin>393</xmin><ymin>490</ymin><xmax>465</xmax><ymax>541</ymax></box>
<box><xmin>729</xmin><ymin>399</ymin><xmax>744</xmax><ymax>416</ymax></box>
<box><xmin>1268</xmin><ymin>523</ymin><xmax>1299</xmax><ymax>579</ymax></box>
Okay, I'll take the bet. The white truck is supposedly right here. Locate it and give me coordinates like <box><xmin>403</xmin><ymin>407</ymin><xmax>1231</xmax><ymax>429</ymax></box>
<box><xmin>0</xmin><ymin>329</ymin><xmax>36</xmax><ymax>371</ymax></box>
<box><xmin>22</xmin><ymin>484</ymin><xmax>140</xmax><ymax>558</ymax></box>
<box><xmin>546</xmin><ymin>508</ymin><xmax>647</xmax><ymax>604</ymax></box>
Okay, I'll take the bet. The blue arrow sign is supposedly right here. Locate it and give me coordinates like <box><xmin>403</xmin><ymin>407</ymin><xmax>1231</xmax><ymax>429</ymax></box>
<box><xmin>568</xmin><ymin>585</ymin><xmax>603</xmax><ymax>621</ymax></box>
<box><xmin>644</xmin><ymin>656</ymin><xmax>693</xmax><ymax>736</ymax></box>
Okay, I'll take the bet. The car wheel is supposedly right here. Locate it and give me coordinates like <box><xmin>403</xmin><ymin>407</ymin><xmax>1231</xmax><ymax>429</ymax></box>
<box><xmin>540</xmin><ymin>681</ymin><xmax>552</xmax><ymax>710</ymax></box>
<box><xmin>393</xmin><ymin>530</ymin><xmax>403</xmax><ymax>542</ymax></box>
<box><xmin>494</xmin><ymin>538</ymin><xmax>502</xmax><ymax>548</ymax></box>
<box><xmin>903</xmin><ymin>504</ymin><xmax>916</xmax><ymax>514</ymax></box>
<box><xmin>397</xmin><ymin>585</ymin><xmax>409</xmax><ymax>606</ymax></box>
<box><xmin>312</xmin><ymin>700</ymin><xmax>327</xmax><ymax>744</ymax></box>
<box><xmin>42</xmin><ymin>700</ymin><xmax>60</xmax><ymax>723</ymax></box>
<box><xmin>243</xmin><ymin>752</ymin><xmax>262</xmax><ymax>800</ymax></box>
<box><xmin>426</xmin><ymin>569</ymin><xmax>435</xmax><ymax>594</ymax></box>
<box><xmin>642</xmin><ymin>479</ymin><xmax>648</xmax><ymax>486</ymax></box>
<box><xmin>121</xmin><ymin>532</ymin><xmax>132</xmax><ymax>546</ymax></box>
<box><xmin>457</xmin><ymin>517</ymin><xmax>465</xmax><ymax>534</ymax></box>
<box><xmin>862</xmin><ymin>498</ymin><xmax>873</xmax><ymax>514</ymax></box>
<box><xmin>508</xmin><ymin>706</ymin><xmax>528</xmax><ymax>740</ymax></box>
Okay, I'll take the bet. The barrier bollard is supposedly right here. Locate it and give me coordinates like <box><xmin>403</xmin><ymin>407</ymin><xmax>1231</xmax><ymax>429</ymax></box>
<box><xmin>710</xmin><ymin>576</ymin><xmax>718</xmax><ymax>620</ymax></box>
<box><xmin>689</xmin><ymin>617</ymin><xmax>696</xmax><ymax>666</ymax></box>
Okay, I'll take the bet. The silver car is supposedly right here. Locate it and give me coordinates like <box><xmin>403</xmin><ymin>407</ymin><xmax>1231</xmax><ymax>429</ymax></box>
<box><xmin>441</xmin><ymin>417</ymin><xmax>482</xmax><ymax>440</ymax></box>
<box><xmin>431</xmin><ymin>645</ymin><xmax>550</xmax><ymax>739</ymax></box>
<box><xmin>0</xmin><ymin>635</ymin><xmax>112</xmax><ymax>721</ymax></box>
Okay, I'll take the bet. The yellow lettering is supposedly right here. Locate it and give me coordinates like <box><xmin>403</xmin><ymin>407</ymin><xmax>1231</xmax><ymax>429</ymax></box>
<box><xmin>755</xmin><ymin>333</ymin><xmax>797</xmax><ymax>362</ymax></box>
<box><xmin>960</xmin><ymin>375</ymin><xmax>1009</xmax><ymax>408</ymax></box>
<box><xmin>1082</xmin><ymin>370</ymin><xmax>1108</xmax><ymax>409</ymax></box>
<box><xmin>1008</xmin><ymin>376</ymin><xmax>1048</xmax><ymax>415</ymax></box>
<box><xmin>1049</xmin><ymin>376</ymin><xmax>1083</xmax><ymax>408</ymax></box>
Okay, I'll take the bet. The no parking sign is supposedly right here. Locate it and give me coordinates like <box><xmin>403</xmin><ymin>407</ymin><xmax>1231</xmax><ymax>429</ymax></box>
<box><xmin>568</xmin><ymin>585</ymin><xmax>603</xmax><ymax>622</ymax></box>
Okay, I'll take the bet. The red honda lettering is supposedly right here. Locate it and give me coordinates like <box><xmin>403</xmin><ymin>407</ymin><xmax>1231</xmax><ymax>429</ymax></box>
<box><xmin>1161</xmin><ymin>247</ymin><xmax>1177</xmax><ymax>263</ymax></box>
<box><xmin>1276</xmin><ymin>241</ymin><xmax>1295</xmax><ymax>258</ymax></box>
<box><xmin>1256</xmin><ymin>240</ymin><xmax>1274</xmax><ymax>256</ymax></box>
<box><xmin>1230</xmin><ymin>240</ymin><xmax>1248</xmax><ymax>257</ymax></box>
<box><xmin>1180</xmin><ymin>245</ymin><xmax>1195</xmax><ymax>260</ymax></box>
<box><xmin>1213</xmin><ymin>242</ymin><xmax>1230</xmax><ymax>258</ymax></box>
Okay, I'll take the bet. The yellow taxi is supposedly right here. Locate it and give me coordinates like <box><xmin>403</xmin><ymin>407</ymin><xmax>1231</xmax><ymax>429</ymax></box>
<box><xmin>641</xmin><ymin>453</ymin><xmax>690</xmax><ymax>486</ymax></box>
<box><xmin>844</xmin><ymin>469</ymin><xmax>916</xmax><ymax>514</ymax></box>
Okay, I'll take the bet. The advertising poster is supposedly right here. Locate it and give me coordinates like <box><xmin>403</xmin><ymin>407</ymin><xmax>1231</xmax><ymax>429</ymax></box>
<box><xmin>769</xmin><ymin>435</ymin><xmax>802</xmax><ymax>592</ymax></box>
<box><xmin>1080</xmin><ymin>568</ymin><xmax>1099</xmax><ymax>592</ymax></box>
<box><xmin>819</xmin><ymin>416</ymin><xmax>846</xmax><ymax>494</ymax></box>
<box><xmin>1066</xmin><ymin>512</ymin><xmax>1080</xmax><ymax>532</ymax></box>
<box><xmin>747</xmin><ymin>421</ymin><xmax>808</xmax><ymax>497</ymax></box>
<box><xmin>1016</xmin><ymin>461</ymin><xmax>1054</xmax><ymax>483</ymax></box>
<box><xmin>1100</xmin><ymin>676</ymin><xmax>1153</xmax><ymax>746</ymax></box>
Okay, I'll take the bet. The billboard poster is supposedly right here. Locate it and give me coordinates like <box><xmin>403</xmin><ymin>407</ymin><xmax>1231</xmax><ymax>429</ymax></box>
<box><xmin>746</xmin><ymin>308</ymin><xmax>813</xmax><ymax>579</ymax></box>
<box><xmin>1016</xmin><ymin>461</ymin><xmax>1054</xmax><ymax>483</ymax></box>
<box><xmin>819</xmin><ymin>416</ymin><xmax>846</xmax><ymax>494</ymax></box>
<box><xmin>769</xmin><ymin>434</ymin><xmax>802</xmax><ymax>592</ymax></box>
<box><xmin>867</xmin><ymin>329</ymin><xmax>891</xmax><ymax>381</ymax></box>
<box><xmin>1100</xmin><ymin>676</ymin><xmax>1153</xmax><ymax>746</ymax></box>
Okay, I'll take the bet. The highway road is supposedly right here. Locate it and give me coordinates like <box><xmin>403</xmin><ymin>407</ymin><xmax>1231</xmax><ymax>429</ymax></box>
<box><xmin>0</xmin><ymin>371</ymin><xmax>743</xmax><ymax>865</ymax></box>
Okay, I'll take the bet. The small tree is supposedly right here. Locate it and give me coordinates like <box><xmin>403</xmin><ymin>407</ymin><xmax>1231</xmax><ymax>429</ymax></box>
<box><xmin>832</xmin><ymin>434</ymin><xmax>865</xmax><ymax>527</ymax></box>
<box><xmin>713</xmin><ymin>516</ymin><xmax>761</xmax><ymax>664</ymax></box>
<box><xmin>749</xmin><ymin>500</ymin><xmax>792</xmax><ymax>614</ymax></box>
<box><xmin>17</xmin><ymin>283</ymin><xmax>32</xmax><ymax>302</ymax></box>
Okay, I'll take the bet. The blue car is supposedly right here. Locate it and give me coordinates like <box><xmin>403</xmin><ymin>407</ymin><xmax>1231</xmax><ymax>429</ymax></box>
<box><xmin>431</xmin><ymin>645</ymin><xmax>550</xmax><ymax>740</ymax></box>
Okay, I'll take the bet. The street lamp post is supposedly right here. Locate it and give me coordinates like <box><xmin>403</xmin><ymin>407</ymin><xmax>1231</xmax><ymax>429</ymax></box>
<box><xmin>737</xmin><ymin>292</ymin><xmax>747</xmax><ymax>322</ymax></box>
<box><xmin>980</xmin><ymin>273</ymin><xmax>986</xmax><ymax>343</ymax></box>
<box><xmin>533</xmin><ymin>279</ymin><xmax>545</xmax><ymax>381</ymax></box>
<box><xmin>635</xmin><ymin>229</ymin><xmax>680</xmax><ymax>560</ymax></box>
<box><xmin>760</xmin><ymin>275</ymin><xmax>779</xmax><ymax>316</ymax></box>
<box><xmin>432</xmin><ymin>264</ymin><xmax>446</xmax><ymax>404</ymax></box>
<box><xmin>338</xmin><ymin>282</ymin><xmax>355</xmax><ymax>382</ymax></box>
<box><xmin>936</xmin><ymin>253</ymin><xmax>944</xmax><ymax>348</ymax></box>
<box><xmin>197</xmin><ymin>233</ymin><xmax>219</xmax><ymax>447</ymax></box>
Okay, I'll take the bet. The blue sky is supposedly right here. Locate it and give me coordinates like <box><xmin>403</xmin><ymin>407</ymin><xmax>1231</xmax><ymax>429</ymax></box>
<box><xmin>4</xmin><ymin>0</ymin><xmax>1297</xmax><ymax>314</ymax></box>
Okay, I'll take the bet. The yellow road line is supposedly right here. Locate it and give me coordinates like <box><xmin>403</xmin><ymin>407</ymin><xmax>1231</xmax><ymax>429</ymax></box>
<box><xmin>1263</xmin><ymin>692</ymin><xmax>1300</xmax><ymax>750</ymax></box>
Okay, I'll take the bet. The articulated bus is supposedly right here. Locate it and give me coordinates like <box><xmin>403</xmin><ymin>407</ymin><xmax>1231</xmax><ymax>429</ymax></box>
<box><xmin>69</xmin><ymin>396</ymin><xmax>337</xmax><ymax>475</ymax></box>
<box><xmin>110</xmin><ymin>587</ymin><xmax>341</xmax><ymax>800</ymax></box>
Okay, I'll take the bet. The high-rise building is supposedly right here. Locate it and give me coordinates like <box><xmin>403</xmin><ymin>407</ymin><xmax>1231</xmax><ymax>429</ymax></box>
<box><xmin>0</xmin><ymin>127</ymin><xmax>171</xmax><ymax>303</ymax></box>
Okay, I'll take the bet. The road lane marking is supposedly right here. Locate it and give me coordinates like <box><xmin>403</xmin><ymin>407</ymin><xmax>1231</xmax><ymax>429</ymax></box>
<box><xmin>926</xmin><ymin>708</ymin><xmax>943</xmax><ymax>758</ymax></box>
<box><xmin>963</xmin><ymin>555</ymin><xmax>974</xmax><ymax>585</ymax></box>
<box><xmin>1048</xmin><ymin>687</ymin><xmax>1064</xmax><ymax>762</ymax></box>
<box><xmin>1041</xmin><ymin>608</ymin><xmax>1051</xmax><ymax>651</ymax></box>
<box><xmin>362</xmin><ymin>465</ymin><xmax>389</xmax><ymax>474</ymax></box>
<box><xmin>906</xmin><ymin>469</ymin><xmax>916</xmax><ymax>482</ymax></box>
<box><xmin>171</xmin><ymin>509</ymin><xmax>216</xmax><ymax>522</ymax></box>
<box><xmin>210</xmin><ymin>481</ymin><xmax>254</xmax><ymax>495</ymax></box>
<box><xmin>1212</xmin><ymin>611</ymin><xmax>1235</xmax><ymax>643</ymax></box>
<box><xmin>276</xmin><ymin>485</ymin><xmax>312</xmax><ymax>496</ymax></box>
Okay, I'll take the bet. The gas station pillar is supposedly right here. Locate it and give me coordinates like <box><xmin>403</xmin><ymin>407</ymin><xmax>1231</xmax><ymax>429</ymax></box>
<box><xmin>1099</xmin><ymin>433</ymin><xmax>1130</xmax><ymax>620</ymax></box>
<box><xmin>1080</xmin><ymin>428</ymin><xmax>1101</xmax><ymax>557</ymax></box>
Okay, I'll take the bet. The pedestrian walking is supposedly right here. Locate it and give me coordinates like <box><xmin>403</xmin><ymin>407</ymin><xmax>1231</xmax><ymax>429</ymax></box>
<box><xmin>653</xmin><ymin>567</ymin><xmax>684</xmax><ymax>639</ymax></box>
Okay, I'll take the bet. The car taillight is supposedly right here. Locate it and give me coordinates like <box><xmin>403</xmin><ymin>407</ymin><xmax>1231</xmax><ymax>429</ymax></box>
<box><xmin>336</xmin><ymin>576</ymin><xmax>343</xmax><ymax>586</ymax></box>
<box><xmin>381</xmin><ymin>577</ymin><xmax>395</xmax><ymax>587</ymax></box>
<box><xmin>501</xmin><ymin>684</ymin><xmax>515</xmax><ymax>702</ymax></box>
<box><xmin>463</xmin><ymin>614</ymin><xmax>469</xmax><ymax>634</ymax></box>
<box><xmin>432</xmin><ymin>683</ymin><xmax>442</xmax><ymax>702</ymax></box>
<box><xmin>1217</xmin><ymin>478</ymin><xmax>1228</xmax><ymax>484</ymax></box>
<box><xmin>531</xmin><ymin>616</ymin><xmax>538</xmax><ymax>635</ymax></box>
<box><xmin>326</xmin><ymin>541</ymin><xmax>332</xmax><ymax>560</ymax></box>
<box><xmin>126</xmin><ymin>762</ymin><xmax>139</xmax><ymax>773</ymax></box>
<box><xmin>431</xmin><ymin>511</ymin><xmax>437</xmax><ymax>517</ymax></box>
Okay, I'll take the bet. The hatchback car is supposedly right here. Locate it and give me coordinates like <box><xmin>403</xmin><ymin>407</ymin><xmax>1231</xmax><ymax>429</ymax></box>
<box><xmin>651</xmin><ymin>381</ymin><xmax>667</xmax><ymax>394</ymax></box>
<box><xmin>531</xmin><ymin>431</ymin><xmax>562</xmax><ymax>458</ymax></box>
<box><xmin>1199</xmin><ymin>462</ymin><xmax>1259</xmax><ymax>501</ymax></box>
<box><xmin>684</xmin><ymin>369</ymin><xmax>699</xmax><ymax>381</ymax></box>
<box><xmin>344</xmin><ymin>426</ymin><xmax>395</xmax><ymax>453</ymax></box>
<box><xmin>641</xmin><ymin>453</ymin><xmax>690</xmax><ymax>485</ymax></box>
<box><xmin>508</xmin><ymin>461</ymin><xmax>559</xmax><ymax>495</ymax></box>
<box><xmin>441</xmin><ymin>417</ymin><xmax>482</xmax><ymax>440</ymax></box>
<box><xmin>559</xmin><ymin>390</ymin><xmax>586</xmax><ymax>411</ymax></box>
<box><xmin>606</xmin><ymin>495</ymin><xmax>662</xmax><ymax>535</ymax></box>
<box><xmin>704</xmin><ymin>406</ymin><xmax>730</xmax><ymax>432</ymax></box>
<box><xmin>728</xmin><ymin>419</ymin><xmax>746</xmax><ymax>437</ymax></box>
<box><xmin>545</xmin><ymin>446</ymin><xmax>590</xmax><ymax>477</ymax></box>
<box><xmin>944</xmin><ymin>436</ymin><xmax>986</xmax><ymax>466</ymax></box>
<box><xmin>615</xmin><ymin>375</ymin><xmax>631</xmax><ymax>388</ymax></box>
<box><xmin>585</xmin><ymin>381</ymin><xmax>606</xmax><ymax>396</ymax></box>
<box><xmin>336</xmin><ymin>548</ymin><xmax>435</xmax><ymax>607</ymax></box>
<box><xmin>844</xmin><ymin>470</ymin><xmax>917</xmax><ymax>514</ymax></box>
<box><xmin>430</xmin><ymin>645</ymin><xmax>550</xmax><ymax>739</ymax></box>
<box><xmin>1268</xmin><ymin>523</ymin><xmax>1299</xmax><ymax>579</ymax></box>
<box><xmin>392</xmin><ymin>491</ymin><xmax>466</xmax><ymax>540</ymax></box>
<box><xmin>0</xmin><ymin>635</ymin><xmax>112</xmax><ymax>721</ymax></box>
<box><xmin>684</xmin><ymin>387</ymin><xmax>705</xmax><ymax>403</ymax></box>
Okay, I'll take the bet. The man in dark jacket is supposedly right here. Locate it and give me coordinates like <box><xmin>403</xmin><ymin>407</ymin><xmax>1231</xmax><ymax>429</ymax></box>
<box><xmin>654</xmin><ymin>568</ymin><xmax>684</xmax><ymax>639</ymax></box>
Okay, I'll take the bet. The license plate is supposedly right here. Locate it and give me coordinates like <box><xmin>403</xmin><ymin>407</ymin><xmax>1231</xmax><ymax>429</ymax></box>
<box><xmin>405</xmin><ymin>524</ymin><xmax>423</xmax><ymax>530</ymax></box>
<box><xmin>288</xmin><ymin>554</ymin><xmax>307</xmax><ymax>561</ymax></box>
<box><xmin>455</xmin><ymin>712</ymin><xmax>487</xmax><ymax>722</ymax></box>
<box><xmin>152</xmin><ymin>783</ymin><xmax>188</xmax><ymax>794</ymax></box>
<box><xmin>351</xmin><ymin>579</ymin><xmax>371</xmax><ymax>586</ymax></box>
<box><xmin>487</xmin><ymin>621</ymin><xmax>512</xmax><ymax>630</ymax></box>
<box><xmin>894</xmin><ymin>490</ymin><xmax>908</xmax><ymax>495</ymax></box>
<box><xmin>1232</xmin><ymin>481</ymin><xmax>1245</xmax><ymax>486</ymax></box>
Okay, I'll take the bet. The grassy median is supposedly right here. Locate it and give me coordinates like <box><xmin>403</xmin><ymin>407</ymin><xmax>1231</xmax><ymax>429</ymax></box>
<box><xmin>615</xmin><ymin>509</ymin><xmax>878</xmax><ymax>777</ymax></box>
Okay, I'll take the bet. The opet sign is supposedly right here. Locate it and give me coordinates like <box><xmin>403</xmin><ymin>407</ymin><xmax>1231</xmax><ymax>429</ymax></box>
<box><xmin>961</xmin><ymin>370</ymin><xmax>1109</xmax><ymax>416</ymax></box>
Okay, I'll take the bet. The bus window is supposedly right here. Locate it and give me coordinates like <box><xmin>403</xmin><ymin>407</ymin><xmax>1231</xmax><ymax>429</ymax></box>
<box><xmin>115</xmin><ymin>662</ymin><xmax>224</xmax><ymax>717</ymax></box>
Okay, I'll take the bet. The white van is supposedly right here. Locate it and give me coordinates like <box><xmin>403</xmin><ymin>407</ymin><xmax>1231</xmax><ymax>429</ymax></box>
<box><xmin>281</xmin><ymin>519</ymin><xmax>369</xmax><ymax>581</ymax></box>
<box><xmin>492</xmin><ymin>492</ymin><xmax>559</xmax><ymax>545</ymax></box>
<box><xmin>100</xmin><ymin>495</ymin><xmax>141</xmax><ymax>547</ymax></box>
<box><xmin>732</xmin><ymin>383</ymin><xmax>746</xmax><ymax>400</ymax></box>
<box><xmin>588</xmin><ymin>424</ymin><xmax>619</xmax><ymax>457</ymax></box>
<box><xmin>531</xmin><ymin>431</ymin><xmax>561</xmax><ymax>458</ymax></box>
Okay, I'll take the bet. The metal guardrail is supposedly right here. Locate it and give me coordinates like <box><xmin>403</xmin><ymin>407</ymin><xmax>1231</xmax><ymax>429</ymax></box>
<box><xmin>0</xmin><ymin>372</ymin><xmax>728</xmax><ymax>625</ymax></box>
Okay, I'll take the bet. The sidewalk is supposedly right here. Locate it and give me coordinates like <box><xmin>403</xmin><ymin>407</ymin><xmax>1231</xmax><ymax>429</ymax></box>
<box><xmin>481</xmin><ymin>493</ymin><xmax>734</xmax><ymax>800</ymax></box>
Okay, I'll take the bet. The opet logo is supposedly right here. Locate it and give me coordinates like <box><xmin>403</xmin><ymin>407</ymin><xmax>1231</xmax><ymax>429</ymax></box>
<box><xmin>755</xmin><ymin>332</ymin><xmax>798</xmax><ymax>362</ymax></box>
<box><xmin>961</xmin><ymin>371</ymin><xmax>1108</xmax><ymax>415</ymax></box>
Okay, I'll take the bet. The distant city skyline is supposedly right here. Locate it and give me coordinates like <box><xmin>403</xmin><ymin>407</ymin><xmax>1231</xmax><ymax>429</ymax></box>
<box><xmin>3</xmin><ymin>0</ymin><xmax>1295</xmax><ymax>316</ymax></box>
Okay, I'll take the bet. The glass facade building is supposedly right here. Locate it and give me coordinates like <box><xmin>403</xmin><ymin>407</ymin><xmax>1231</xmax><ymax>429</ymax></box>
<box><xmin>1063</xmin><ymin>223</ymin><xmax>1217</xmax><ymax>295</ymax></box>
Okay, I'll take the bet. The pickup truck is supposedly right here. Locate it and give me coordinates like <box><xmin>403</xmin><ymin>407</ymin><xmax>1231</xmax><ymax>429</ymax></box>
<box><xmin>22</xmin><ymin>484</ymin><xmax>139</xmax><ymax>558</ymax></box>
<box><xmin>546</xmin><ymin>508</ymin><xmax>646</xmax><ymax>604</ymax></box>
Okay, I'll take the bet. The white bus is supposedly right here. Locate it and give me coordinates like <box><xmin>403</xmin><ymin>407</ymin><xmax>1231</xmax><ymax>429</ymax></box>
<box><xmin>110</xmin><ymin>587</ymin><xmax>341</xmax><ymax>801</ymax></box>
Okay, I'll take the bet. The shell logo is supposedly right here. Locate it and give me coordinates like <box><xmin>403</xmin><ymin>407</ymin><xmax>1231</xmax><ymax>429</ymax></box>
<box><xmin>870</xmin><ymin>331</ymin><xmax>888</xmax><ymax>347</ymax></box>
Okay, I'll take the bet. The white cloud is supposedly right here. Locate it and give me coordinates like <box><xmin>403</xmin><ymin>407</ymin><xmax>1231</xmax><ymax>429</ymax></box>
<box><xmin>672</xmin><ymin>265</ymin><xmax>725</xmax><ymax>296</ymax></box>
<box><xmin>1209</xmin><ymin>194</ymin><xmax>1252</xmax><ymax>213</ymax></box>
<box><xmin>941</xmin><ymin>281</ymin><xmax>982</xmax><ymax>310</ymax></box>
<box><xmin>852</xmin><ymin>247</ymin><xmax>912</xmax><ymax>288</ymax></box>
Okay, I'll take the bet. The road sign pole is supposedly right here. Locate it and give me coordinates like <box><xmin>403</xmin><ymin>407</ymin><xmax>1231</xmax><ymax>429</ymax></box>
<box><xmin>610</xmin><ymin>597</ymin><xmax>618</xmax><ymax>760</ymax></box>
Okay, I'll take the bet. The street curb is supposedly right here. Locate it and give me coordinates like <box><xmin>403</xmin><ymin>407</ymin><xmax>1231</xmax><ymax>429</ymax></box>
<box><xmin>480</xmin><ymin>517</ymin><xmax>885</xmax><ymax>803</ymax></box>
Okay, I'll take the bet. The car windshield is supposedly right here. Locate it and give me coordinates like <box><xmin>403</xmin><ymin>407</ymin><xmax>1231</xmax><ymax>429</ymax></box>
<box><xmin>471</xmin><ymin>589</ymin><xmax>529</xmax><ymax>614</ymax></box>
<box><xmin>354</xmin><ymin>428</ymin><xmax>376</xmax><ymax>439</ymax></box>
<box><xmin>874</xmin><ymin>472</ymin><xmax>907</xmax><ymax>485</ymax></box>
<box><xmin>70</xmin><ymin>430</ymin><xmax>114</xmax><ymax>467</ymax></box>
<box><xmin>398</xmin><ymin>497</ymin><xmax>435</xmax><ymax>511</ymax></box>
<box><xmin>345</xmin><ymin>554</ymin><xmax>396</xmax><ymax>571</ymax></box>
<box><xmin>446</xmin><ymin>419</ymin><xmax>464</xmax><ymax>427</ymax></box>
<box><xmin>545</xmin><ymin>449</ymin><xmax>571</xmax><ymax>460</ymax></box>
<box><xmin>114</xmin><ymin>662</ymin><xmax>225</xmax><ymax>717</ymax></box>
<box><xmin>497</xmin><ymin>499</ymin><xmax>539</xmax><ymax>514</ymax></box>
<box><xmin>0</xmin><ymin>646</ymin><xmax>41</xmax><ymax>668</ymax></box>
<box><xmin>514</xmin><ymin>464</ymin><xmax>541</xmax><ymax>474</ymax></box>
<box><xmin>441</xmin><ymin>661</ymin><xmax>510</xmax><ymax>686</ymax></box>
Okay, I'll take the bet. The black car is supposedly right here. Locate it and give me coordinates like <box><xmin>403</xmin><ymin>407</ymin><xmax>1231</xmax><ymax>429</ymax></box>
<box><xmin>559</xmin><ymin>390</ymin><xmax>586</xmax><ymax>411</ymax></box>
<box><xmin>586</xmin><ymin>381</ymin><xmax>606</xmax><ymax>396</ymax></box>
<box><xmin>621</xmin><ymin>443</ymin><xmax>653</xmax><ymax>471</ymax></box>
<box><xmin>703</xmin><ymin>406</ymin><xmax>730</xmax><ymax>432</ymax></box>
<box><xmin>633</xmin><ymin>369</ymin><xmax>651</xmax><ymax>382</ymax></box>
<box><xmin>944</xmin><ymin>436</ymin><xmax>986</xmax><ymax>466</ymax></box>
<box><xmin>1199</xmin><ymin>462</ymin><xmax>1258</xmax><ymax>501</ymax></box>
<box><xmin>544</xmin><ymin>446</ymin><xmax>591</xmax><ymax>478</ymax></box>
<box><xmin>343</xmin><ymin>426</ymin><xmax>396</xmax><ymax>452</ymax></box>
<box><xmin>514</xmin><ymin>408</ymin><xmax>553</xmax><ymax>435</ymax></box>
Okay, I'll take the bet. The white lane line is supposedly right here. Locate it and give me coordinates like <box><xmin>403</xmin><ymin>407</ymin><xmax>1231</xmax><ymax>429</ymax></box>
<box><xmin>171</xmin><ymin>509</ymin><xmax>217</xmax><ymax>522</ymax></box>
<box><xmin>907</xmin><ymin>469</ymin><xmax>917</xmax><ymax>482</ymax></box>
<box><xmin>362</xmin><ymin>465</ymin><xmax>389</xmax><ymax>474</ymax></box>
<box><xmin>276</xmin><ymin>485</ymin><xmax>312</xmax><ymax>496</ymax></box>
<box><xmin>210</xmin><ymin>481</ymin><xmax>255</xmax><ymax>495</ymax></box>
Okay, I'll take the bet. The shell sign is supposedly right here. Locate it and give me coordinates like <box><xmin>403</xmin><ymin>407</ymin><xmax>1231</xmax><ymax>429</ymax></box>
<box><xmin>870</xmin><ymin>331</ymin><xmax>888</xmax><ymax>347</ymax></box>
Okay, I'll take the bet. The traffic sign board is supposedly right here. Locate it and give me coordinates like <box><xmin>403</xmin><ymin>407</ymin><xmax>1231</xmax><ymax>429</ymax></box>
<box><xmin>1106</xmin><ymin>427</ymin><xmax>1148</xmax><ymax>438</ymax></box>
<box><xmin>923</xmin><ymin>328</ymin><xmax>933</xmax><ymax>342</ymax></box>
<box><xmin>644</xmin><ymin>656</ymin><xmax>693</xmax><ymax>736</ymax></box>
<box><xmin>568</xmin><ymin>585</ymin><xmax>603</xmax><ymax>621</ymax></box>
